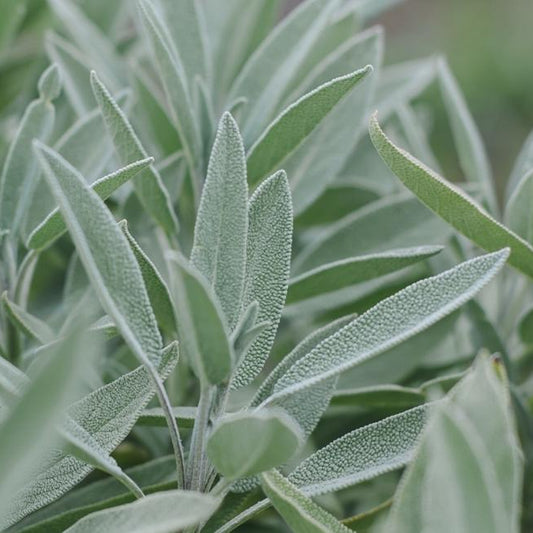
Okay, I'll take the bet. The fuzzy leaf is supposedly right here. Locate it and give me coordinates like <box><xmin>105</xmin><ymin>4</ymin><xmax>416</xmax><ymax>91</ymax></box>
<box><xmin>260</xmin><ymin>469</ymin><xmax>351</xmax><ymax>533</ymax></box>
<box><xmin>269</xmin><ymin>250</ymin><xmax>508</xmax><ymax>402</ymax></box>
<box><xmin>247</xmin><ymin>67</ymin><xmax>372</xmax><ymax>186</ymax></box>
<box><xmin>28</xmin><ymin>158</ymin><xmax>152</xmax><ymax>251</ymax></box>
<box><xmin>232</xmin><ymin>171</ymin><xmax>293</xmax><ymax>388</ymax></box>
<box><xmin>90</xmin><ymin>72</ymin><xmax>178</xmax><ymax>234</ymax></box>
<box><xmin>207</xmin><ymin>410</ymin><xmax>302</xmax><ymax>480</ymax></box>
<box><xmin>167</xmin><ymin>253</ymin><xmax>233</xmax><ymax>385</ymax></box>
<box><xmin>505</xmin><ymin>168</ymin><xmax>533</xmax><ymax>244</ymax></box>
<box><xmin>191</xmin><ymin>112</ymin><xmax>248</xmax><ymax>328</ymax></box>
<box><xmin>370</xmin><ymin>114</ymin><xmax>533</xmax><ymax>278</ymax></box>
<box><xmin>287</xmin><ymin>246</ymin><xmax>443</xmax><ymax>304</ymax></box>
<box><xmin>64</xmin><ymin>490</ymin><xmax>220</xmax><ymax>533</ymax></box>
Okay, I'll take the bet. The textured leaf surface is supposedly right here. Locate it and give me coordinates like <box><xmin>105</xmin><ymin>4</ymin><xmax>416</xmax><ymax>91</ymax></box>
<box><xmin>370</xmin><ymin>114</ymin><xmax>533</xmax><ymax>278</ymax></box>
<box><xmin>260</xmin><ymin>470</ymin><xmax>351</xmax><ymax>533</ymax></box>
<box><xmin>191</xmin><ymin>113</ymin><xmax>248</xmax><ymax>328</ymax></box>
<box><xmin>207</xmin><ymin>410</ymin><xmax>302</xmax><ymax>480</ymax></box>
<box><xmin>64</xmin><ymin>490</ymin><xmax>219</xmax><ymax>533</ymax></box>
<box><xmin>232</xmin><ymin>171</ymin><xmax>293</xmax><ymax>388</ymax></box>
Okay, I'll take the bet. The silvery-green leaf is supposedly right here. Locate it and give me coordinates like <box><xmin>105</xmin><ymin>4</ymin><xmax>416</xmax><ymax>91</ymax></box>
<box><xmin>48</xmin><ymin>0</ymin><xmax>124</xmax><ymax>90</ymax></box>
<box><xmin>260</xmin><ymin>469</ymin><xmax>352</xmax><ymax>533</ymax></box>
<box><xmin>2</xmin><ymin>343</ymin><xmax>178</xmax><ymax>527</ymax></box>
<box><xmin>0</xmin><ymin>325</ymin><xmax>97</xmax><ymax>520</ymax></box>
<box><xmin>293</xmin><ymin>195</ymin><xmax>450</xmax><ymax>274</ymax></box>
<box><xmin>232</xmin><ymin>171</ymin><xmax>293</xmax><ymax>388</ymax></box>
<box><xmin>0</xmin><ymin>64</ymin><xmax>60</xmax><ymax>236</ymax></box>
<box><xmin>505</xmin><ymin>168</ymin><xmax>533</xmax><ymax>244</ymax></box>
<box><xmin>506</xmin><ymin>130</ymin><xmax>533</xmax><ymax>201</ymax></box>
<box><xmin>268</xmin><ymin>250</ymin><xmax>508</xmax><ymax>402</ymax></box>
<box><xmin>247</xmin><ymin>67</ymin><xmax>372</xmax><ymax>187</ymax></box>
<box><xmin>437</xmin><ymin>58</ymin><xmax>497</xmax><ymax>212</ymax></box>
<box><xmin>45</xmin><ymin>32</ymin><xmax>94</xmax><ymax>115</ymax></box>
<box><xmin>138</xmin><ymin>406</ymin><xmax>196</xmax><ymax>428</ymax></box>
<box><xmin>191</xmin><ymin>112</ymin><xmax>248</xmax><ymax>328</ymax></box>
<box><xmin>387</xmin><ymin>356</ymin><xmax>522</xmax><ymax>533</ymax></box>
<box><xmin>287</xmin><ymin>246</ymin><xmax>443</xmax><ymax>304</ymax></box>
<box><xmin>167</xmin><ymin>252</ymin><xmax>233</xmax><ymax>385</ymax></box>
<box><xmin>331</xmin><ymin>385</ymin><xmax>425</xmax><ymax>410</ymax></box>
<box><xmin>28</xmin><ymin>158</ymin><xmax>152</xmax><ymax>251</ymax></box>
<box><xmin>90</xmin><ymin>72</ymin><xmax>179</xmax><ymax>234</ymax></box>
<box><xmin>288</xmin><ymin>405</ymin><xmax>429</xmax><ymax>496</ymax></box>
<box><xmin>349</xmin><ymin>0</ymin><xmax>405</xmax><ymax>22</ymax></box>
<box><xmin>64</xmin><ymin>490</ymin><xmax>220</xmax><ymax>533</ymax></box>
<box><xmin>138</xmin><ymin>0</ymin><xmax>202</xmax><ymax>179</ymax></box>
<box><xmin>370</xmin><ymin>114</ymin><xmax>533</xmax><ymax>278</ymax></box>
<box><xmin>207</xmin><ymin>410</ymin><xmax>303</xmax><ymax>480</ymax></box>
<box><xmin>230</xmin><ymin>0</ymin><xmax>338</xmax><ymax>143</ymax></box>
<box><xmin>2</xmin><ymin>292</ymin><xmax>55</xmax><ymax>344</ymax></box>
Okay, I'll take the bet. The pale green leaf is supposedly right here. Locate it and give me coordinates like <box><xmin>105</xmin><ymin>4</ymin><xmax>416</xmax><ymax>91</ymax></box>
<box><xmin>232</xmin><ymin>171</ymin><xmax>293</xmax><ymax>388</ymax></box>
<box><xmin>90</xmin><ymin>72</ymin><xmax>179</xmax><ymax>234</ymax></box>
<box><xmin>331</xmin><ymin>384</ymin><xmax>425</xmax><ymax>410</ymax></box>
<box><xmin>167</xmin><ymin>252</ymin><xmax>233</xmax><ymax>385</ymax></box>
<box><xmin>0</xmin><ymin>0</ymin><xmax>26</xmax><ymax>52</ymax></box>
<box><xmin>138</xmin><ymin>406</ymin><xmax>196</xmax><ymax>428</ymax></box>
<box><xmin>505</xmin><ymin>168</ymin><xmax>533</xmax><ymax>244</ymax></box>
<box><xmin>506</xmin><ymin>130</ymin><xmax>533</xmax><ymax>201</ymax></box>
<box><xmin>191</xmin><ymin>112</ymin><xmax>248</xmax><ymax>328</ymax></box>
<box><xmin>207</xmin><ymin>410</ymin><xmax>303</xmax><ymax>480</ymax></box>
<box><xmin>64</xmin><ymin>490</ymin><xmax>220</xmax><ymax>533</ymax></box>
<box><xmin>260</xmin><ymin>469</ymin><xmax>352</xmax><ymax>533</ymax></box>
<box><xmin>369</xmin><ymin>114</ymin><xmax>533</xmax><ymax>278</ymax></box>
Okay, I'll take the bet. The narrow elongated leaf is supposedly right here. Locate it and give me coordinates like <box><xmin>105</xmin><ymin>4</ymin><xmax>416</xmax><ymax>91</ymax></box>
<box><xmin>289</xmin><ymin>405</ymin><xmax>429</xmax><ymax>496</ymax></box>
<box><xmin>505</xmin><ymin>168</ymin><xmax>533</xmax><ymax>243</ymax></box>
<box><xmin>64</xmin><ymin>490</ymin><xmax>220</xmax><ymax>533</ymax></box>
<box><xmin>3</xmin><ymin>344</ymin><xmax>179</xmax><ymax>527</ymax></box>
<box><xmin>437</xmin><ymin>59</ymin><xmax>497</xmax><ymax>212</ymax></box>
<box><xmin>331</xmin><ymin>385</ymin><xmax>425</xmax><ymax>410</ymax></box>
<box><xmin>167</xmin><ymin>253</ymin><xmax>233</xmax><ymax>385</ymax></box>
<box><xmin>28</xmin><ymin>158</ymin><xmax>152</xmax><ymax>250</ymax></box>
<box><xmin>387</xmin><ymin>356</ymin><xmax>522</xmax><ymax>533</ymax></box>
<box><xmin>268</xmin><ymin>250</ymin><xmax>508</xmax><ymax>401</ymax></box>
<box><xmin>207</xmin><ymin>410</ymin><xmax>302</xmax><ymax>480</ymax></box>
<box><xmin>90</xmin><ymin>72</ymin><xmax>178</xmax><ymax>234</ymax></box>
<box><xmin>0</xmin><ymin>65</ymin><xmax>60</xmax><ymax>235</ymax></box>
<box><xmin>232</xmin><ymin>171</ymin><xmax>293</xmax><ymax>388</ymax></box>
<box><xmin>247</xmin><ymin>67</ymin><xmax>372</xmax><ymax>186</ymax></box>
<box><xmin>370</xmin><ymin>114</ymin><xmax>533</xmax><ymax>278</ymax></box>
<box><xmin>287</xmin><ymin>246</ymin><xmax>443</xmax><ymax>304</ymax></box>
<box><xmin>350</xmin><ymin>0</ymin><xmax>406</xmax><ymax>22</ymax></box>
<box><xmin>260</xmin><ymin>470</ymin><xmax>352</xmax><ymax>533</ymax></box>
<box><xmin>506</xmin><ymin>130</ymin><xmax>533</xmax><ymax>201</ymax></box>
<box><xmin>191</xmin><ymin>112</ymin><xmax>248</xmax><ymax>328</ymax></box>
<box><xmin>138</xmin><ymin>406</ymin><xmax>196</xmax><ymax>428</ymax></box>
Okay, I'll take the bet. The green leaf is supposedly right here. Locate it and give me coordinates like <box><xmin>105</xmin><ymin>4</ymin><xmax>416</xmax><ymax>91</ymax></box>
<box><xmin>437</xmin><ymin>58</ymin><xmax>497</xmax><ymax>212</ymax></box>
<box><xmin>331</xmin><ymin>385</ymin><xmax>425</xmax><ymax>411</ymax></box>
<box><xmin>247</xmin><ymin>67</ymin><xmax>372</xmax><ymax>186</ymax></box>
<box><xmin>506</xmin><ymin>130</ymin><xmax>533</xmax><ymax>201</ymax></box>
<box><xmin>191</xmin><ymin>112</ymin><xmax>248</xmax><ymax>329</ymax></box>
<box><xmin>138</xmin><ymin>0</ymin><xmax>202</xmax><ymax>179</ymax></box>
<box><xmin>387</xmin><ymin>356</ymin><xmax>523</xmax><ymax>533</ymax></box>
<box><xmin>351</xmin><ymin>0</ymin><xmax>406</xmax><ymax>22</ymax></box>
<box><xmin>167</xmin><ymin>252</ymin><xmax>233</xmax><ymax>385</ymax></box>
<box><xmin>64</xmin><ymin>490</ymin><xmax>220</xmax><ymax>533</ymax></box>
<box><xmin>90</xmin><ymin>72</ymin><xmax>179</xmax><ymax>234</ymax></box>
<box><xmin>505</xmin><ymin>168</ymin><xmax>533</xmax><ymax>244</ymax></box>
<box><xmin>138</xmin><ymin>406</ymin><xmax>197</xmax><ymax>428</ymax></box>
<box><xmin>28</xmin><ymin>158</ymin><xmax>152</xmax><ymax>251</ymax></box>
<box><xmin>260</xmin><ymin>469</ymin><xmax>351</xmax><ymax>533</ymax></box>
<box><xmin>207</xmin><ymin>410</ymin><xmax>302</xmax><ymax>480</ymax></box>
<box><xmin>2</xmin><ymin>343</ymin><xmax>179</xmax><ymax>527</ymax></box>
<box><xmin>0</xmin><ymin>0</ymin><xmax>26</xmax><ymax>52</ymax></box>
<box><xmin>232</xmin><ymin>171</ymin><xmax>293</xmax><ymax>388</ymax></box>
<box><xmin>2</xmin><ymin>292</ymin><xmax>55</xmax><ymax>344</ymax></box>
<box><xmin>119</xmin><ymin>220</ymin><xmax>176</xmax><ymax>335</ymax></box>
<box><xmin>0</xmin><ymin>64</ymin><xmax>60</xmax><ymax>236</ymax></box>
<box><xmin>287</xmin><ymin>246</ymin><xmax>443</xmax><ymax>304</ymax></box>
<box><xmin>269</xmin><ymin>250</ymin><xmax>508</xmax><ymax>402</ymax></box>
<box><xmin>519</xmin><ymin>307</ymin><xmax>533</xmax><ymax>345</ymax></box>
<box><xmin>288</xmin><ymin>405</ymin><xmax>429</xmax><ymax>496</ymax></box>
<box><xmin>370</xmin><ymin>114</ymin><xmax>533</xmax><ymax>278</ymax></box>
<box><xmin>34</xmin><ymin>142</ymin><xmax>162</xmax><ymax>368</ymax></box>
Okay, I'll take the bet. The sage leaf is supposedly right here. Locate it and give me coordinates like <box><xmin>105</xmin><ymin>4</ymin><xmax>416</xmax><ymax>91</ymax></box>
<box><xmin>370</xmin><ymin>114</ymin><xmax>533</xmax><ymax>278</ymax></box>
<box><xmin>207</xmin><ymin>410</ymin><xmax>303</xmax><ymax>480</ymax></box>
<box><xmin>167</xmin><ymin>252</ymin><xmax>233</xmax><ymax>385</ymax></box>
<box><xmin>505</xmin><ymin>168</ymin><xmax>533</xmax><ymax>244</ymax></box>
<box><xmin>260</xmin><ymin>469</ymin><xmax>352</xmax><ymax>533</ymax></box>
<box><xmin>232</xmin><ymin>171</ymin><xmax>293</xmax><ymax>388</ymax></box>
<box><xmin>138</xmin><ymin>406</ymin><xmax>197</xmax><ymax>429</ymax></box>
<box><xmin>190</xmin><ymin>112</ymin><xmax>248</xmax><ymax>329</ymax></box>
<box><xmin>64</xmin><ymin>490</ymin><xmax>220</xmax><ymax>533</ymax></box>
<box><xmin>28</xmin><ymin>158</ymin><xmax>152</xmax><ymax>251</ymax></box>
<box><xmin>90</xmin><ymin>72</ymin><xmax>178</xmax><ymax>234</ymax></box>
<box><xmin>506</xmin><ymin>130</ymin><xmax>533</xmax><ymax>201</ymax></box>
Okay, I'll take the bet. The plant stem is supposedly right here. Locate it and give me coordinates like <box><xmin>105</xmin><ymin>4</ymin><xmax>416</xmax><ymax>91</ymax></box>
<box><xmin>187</xmin><ymin>385</ymin><xmax>212</xmax><ymax>491</ymax></box>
